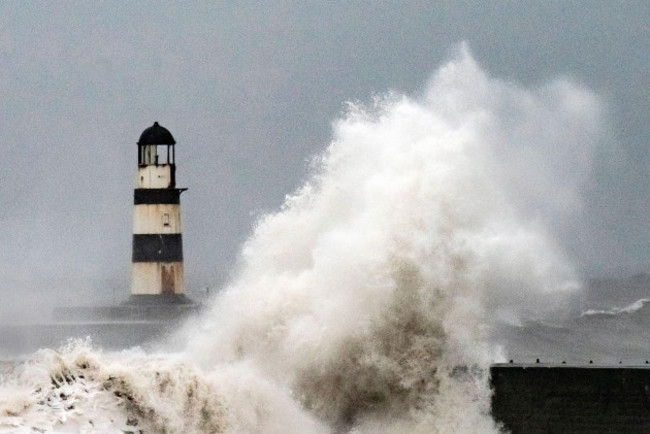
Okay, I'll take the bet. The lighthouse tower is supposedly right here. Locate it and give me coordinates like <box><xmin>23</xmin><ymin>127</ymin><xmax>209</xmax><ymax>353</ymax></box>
<box><xmin>131</xmin><ymin>122</ymin><xmax>187</xmax><ymax>300</ymax></box>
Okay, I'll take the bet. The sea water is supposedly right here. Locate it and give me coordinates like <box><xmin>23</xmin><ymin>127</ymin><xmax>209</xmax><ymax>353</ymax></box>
<box><xmin>0</xmin><ymin>44</ymin><xmax>609</xmax><ymax>433</ymax></box>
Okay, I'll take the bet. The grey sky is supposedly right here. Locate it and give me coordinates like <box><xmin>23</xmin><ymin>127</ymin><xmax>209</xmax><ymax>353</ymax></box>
<box><xmin>0</xmin><ymin>1</ymin><xmax>648</xmax><ymax>310</ymax></box>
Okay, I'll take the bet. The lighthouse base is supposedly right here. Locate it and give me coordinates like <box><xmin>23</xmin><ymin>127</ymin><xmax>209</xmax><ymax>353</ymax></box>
<box><xmin>0</xmin><ymin>298</ymin><xmax>205</xmax><ymax>354</ymax></box>
<box><xmin>125</xmin><ymin>293</ymin><xmax>195</xmax><ymax>305</ymax></box>
<box><xmin>52</xmin><ymin>297</ymin><xmax>200</xmax><ymax>323</ymax></box>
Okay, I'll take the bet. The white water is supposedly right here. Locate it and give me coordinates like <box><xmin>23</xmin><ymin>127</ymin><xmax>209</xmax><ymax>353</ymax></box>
<box><xmin>0</xmin><ymin>45</ymin><xmax>604</xmax><ymax>433</ymax></box>
<box><xmin>581</xmin><ymin>298</ymin><xmax>650</xmax><ymax>317</ymax></box>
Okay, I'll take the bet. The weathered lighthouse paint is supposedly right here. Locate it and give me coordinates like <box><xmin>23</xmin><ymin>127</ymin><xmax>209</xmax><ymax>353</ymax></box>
<box><xmin>131</xmin><ymin>122</ymin><xmax>186</xmax><ymax>296</ymax></box>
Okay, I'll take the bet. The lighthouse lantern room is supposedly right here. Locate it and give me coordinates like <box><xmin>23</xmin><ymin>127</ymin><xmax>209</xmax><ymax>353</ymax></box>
<box><xmin>131</xmin><ymin>122</ymin><xmax>187</xmax><ymax>298</ymax></box>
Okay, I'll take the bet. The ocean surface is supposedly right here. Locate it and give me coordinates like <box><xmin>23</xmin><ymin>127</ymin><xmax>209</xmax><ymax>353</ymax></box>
<box><xmin>0</xmin><ymin>48</ymin><xmax>635</xmax><ymax>433</ymax></box>
<box><xmin>2</xmin><ymin>283</ymin><xmax>648</xmax><ymax>433</ymax></box>
<box><xmin>494</xmin><ymin>274</ymin><xmax>650</xmax><ymax>366</ymax></box>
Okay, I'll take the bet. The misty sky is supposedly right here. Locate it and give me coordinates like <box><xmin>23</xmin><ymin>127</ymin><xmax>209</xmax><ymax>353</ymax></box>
<box><xmin>0</xmin><ymin>1</ymin><xmax>648</xmax><ymax>309</ymax></box>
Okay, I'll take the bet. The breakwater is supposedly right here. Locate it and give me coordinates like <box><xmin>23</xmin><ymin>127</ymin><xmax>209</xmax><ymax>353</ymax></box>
<box><xmin>491</xmin><ymin>364</ymin><xmax>650</xmax><ymax>433</ymax></box>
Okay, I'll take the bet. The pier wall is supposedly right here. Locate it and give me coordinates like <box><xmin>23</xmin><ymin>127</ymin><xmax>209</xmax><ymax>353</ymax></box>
<box><xmin>491</xmin><ymin>365</ymin><xmax>650</xmax><ymax>433</ymax></box>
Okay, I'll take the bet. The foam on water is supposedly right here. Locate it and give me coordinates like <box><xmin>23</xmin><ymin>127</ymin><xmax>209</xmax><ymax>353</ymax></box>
<box><xmin>581</xmin><ymin>299</ymin><xmax>650</xmax><ymax>317</ymax></box>
<box><xmin>0</xmin><ymin>45</ymin><xmax>604</xmax><ymax>433</ymax></box>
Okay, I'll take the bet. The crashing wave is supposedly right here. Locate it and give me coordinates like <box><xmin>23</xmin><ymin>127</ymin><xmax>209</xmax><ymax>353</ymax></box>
<box><xmin>0</xmin><ymin>44</ymin><xmax>604</xmax><ymax>433</ymax></box>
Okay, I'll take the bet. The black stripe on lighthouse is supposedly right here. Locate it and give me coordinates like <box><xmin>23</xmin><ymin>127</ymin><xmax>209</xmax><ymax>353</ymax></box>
<box><xmin>132</xmin><ymin>234</ymin><xmax>184</xmax><ymax>262</ymax></box>
<box><xmin>134</xmin><ymin>189</ymin><xmax>182</xmax><ymax>205</ymax></box>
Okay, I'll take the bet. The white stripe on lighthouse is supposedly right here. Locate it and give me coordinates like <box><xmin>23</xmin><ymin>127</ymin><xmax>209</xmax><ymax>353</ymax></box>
<box><xmin>132</xmin><ymin>262</ymin><xmax>185</xmax><ymax>295</ymax></box>
<box><xmin>133</xmin><ymin>204</ymin><xmax>182</xmax><ymax>234</ymax></box>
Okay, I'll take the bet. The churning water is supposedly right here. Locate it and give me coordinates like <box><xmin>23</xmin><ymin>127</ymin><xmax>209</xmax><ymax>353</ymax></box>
<box><xmin>0</xmin><ymin>45</ymin><xmax>607</xmax><ymax>433</ymax></box>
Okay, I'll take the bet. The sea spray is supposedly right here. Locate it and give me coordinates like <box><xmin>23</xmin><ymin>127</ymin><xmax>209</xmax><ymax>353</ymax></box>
<box><xmin>0</xmin><ymin>45</ymin><xmax>604</xmax><ymax>433</ymax></box>
<box><xmin>0</xmin><ymin>340</ymin><xmax>326</xmax><ymax>433</ymax></box>
<box><xmin>183</xmin><ymin>45</ymin><xmax>598</xmax><ymax>431</ymax></box>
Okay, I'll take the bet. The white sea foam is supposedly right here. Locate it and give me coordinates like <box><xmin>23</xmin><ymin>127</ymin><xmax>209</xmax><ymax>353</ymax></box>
<box><xmin>0</xmin><ymin>44</ymin><xmax>604</xmax><ymax>433</ymax></box>
<box><xmin>581</xmin><ymin>298</ymin><xmax>650</xmax><ymax>317</ymax></box>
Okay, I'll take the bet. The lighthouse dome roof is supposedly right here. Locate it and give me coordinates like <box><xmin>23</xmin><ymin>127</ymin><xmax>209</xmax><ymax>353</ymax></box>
<box><xmin>138</xmin><ymin>122</ymin><xmax>176</xmax><ymax>145</ymax></box>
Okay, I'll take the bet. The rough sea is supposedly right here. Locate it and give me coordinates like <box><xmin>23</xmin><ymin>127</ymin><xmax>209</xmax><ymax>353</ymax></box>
<box><xmin>0</xmin><ymin>46</ymin><xmax>640</xmax><ymax>433</ymax></box>
<box><xmin>497</xmin><ymin>274</ymin><xmax>650</xmax><ymax>366</ymax></box>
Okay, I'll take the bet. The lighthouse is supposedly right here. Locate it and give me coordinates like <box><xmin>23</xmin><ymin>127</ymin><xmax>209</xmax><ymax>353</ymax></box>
<box><xmin>131</xmin><ymin>122</ymin><xmax>187</xmax><ymax>300</ymax></box>
<box><xmin>43</xmin><ymin>122</ymin><xmax>198</xmax><ymax>349</ymax></box>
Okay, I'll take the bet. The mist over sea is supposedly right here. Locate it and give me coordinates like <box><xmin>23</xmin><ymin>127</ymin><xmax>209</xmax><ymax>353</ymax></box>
<box><xmin>0</xmin><ymin>46</ymin><xmax>634</xmax><ymax>433</ymax></box>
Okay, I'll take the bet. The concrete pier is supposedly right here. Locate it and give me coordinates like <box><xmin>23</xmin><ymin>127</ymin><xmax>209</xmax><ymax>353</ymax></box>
<box><xmin>491</xmin><ymin>364</ymin><xmax>650</xmax><ymax>433</ymax></box>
